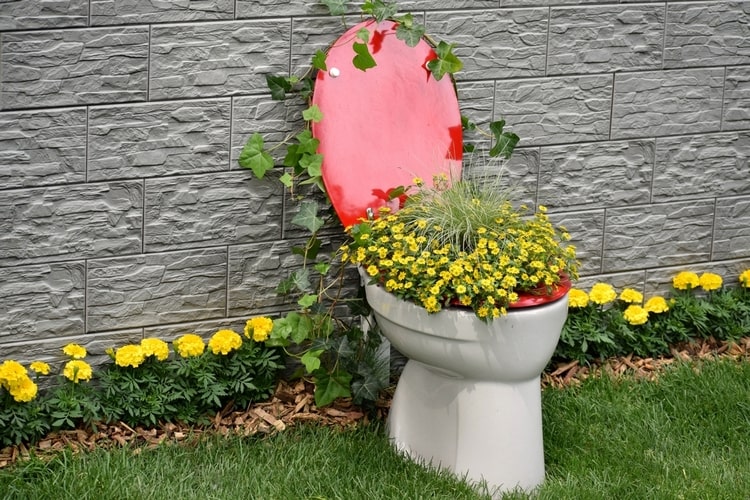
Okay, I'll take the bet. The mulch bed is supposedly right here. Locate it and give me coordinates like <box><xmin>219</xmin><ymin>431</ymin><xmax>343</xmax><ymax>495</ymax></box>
<box><xmin>2</xmin><ymin>336</ymin><xmax>748</xmax><ymax>469</ymax></box>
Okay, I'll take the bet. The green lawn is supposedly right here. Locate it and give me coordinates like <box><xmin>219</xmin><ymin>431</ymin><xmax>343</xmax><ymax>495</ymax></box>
<box><xmin>1</xmin><ymin>358</ymin><xmax>749</xmax><ymax>499</ymax></box>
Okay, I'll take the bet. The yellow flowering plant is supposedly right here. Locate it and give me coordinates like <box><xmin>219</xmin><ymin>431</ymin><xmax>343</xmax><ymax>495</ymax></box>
<box><xmin>558</xmin><ymin>269</ymin><xmax>750</xmax><ymax>363</ymax></box>
<box><xmin>344</xmin><ymin>176</ymin><xmax>578</xmax><ymax>321</ymax></box>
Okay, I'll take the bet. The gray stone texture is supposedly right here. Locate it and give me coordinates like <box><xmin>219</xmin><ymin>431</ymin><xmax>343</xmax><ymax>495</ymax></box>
<box><xmin>548</xmin><ymin>210</ymin><xmax>605</xmax><ymax>276</ymax></box>
<box><xmin>90</xmin><ymin>0</ymin><xmax>233</xmax><ymax>25</ymax></box>
<box><xmin>603</xmin><ymin>200</ymin><xmax>715</xmax><ymax>272</ymax></box>
<box><xmin>426</xmin><ymin>9</ymin><xmax>548</xmax><ymax>79</ymax></box>
<box><xmin>612</xmin><ymin>68</ymin><xmax>724</xmax><ymax>139</ymax></box>
<box><xmin>713</xmin><ymin>196</ymin><xmax>750</xmax><ymax>261</ymax></box>
<box><xmin>1</xmin><ymin>28</ymin><xmax>149</xmax><ymax>110</ymax></box>
<box><xmin>539</xmin><ymin>140</ymin><xmax>654</xmax><ymax>210</ymax></box>
<box><xmin>0</xmin><ymin>107</ymin><xmax>87</xmax><ymax>188</ymax></box>
<box><xmin>0</xmin><ymin>0</ymin><xmax>88</xmax><ymax>31</ymax></box>
<box><xmin>0</xmin><ymin>182</ymin><xmax>143</xmax><ymax>266</ymax></box>
<box><xmin>150</xmin><ymin>21</ymin><xmax>291</xmax><ymax>99</ymax></box>
<box><xmin>0</xmin><ymin>1</ymin><xmax>749</xmax><ymax>361</ymax></box>
<box><xmin>228</xmin><ymin>239</ymin><xmax>306</xmax><ymax>316</ymax></box>
<box><xmin>653</xmin><ymin>131</ymin><xmax>750</xmax><ymax>201</ymax></box>
<box><xmin>547</xmin><ymin>4</ymin><xmax>664</xmax><ymax>75</ymax></box>
<box><xmin>88</xmin><ymin>99</ymin><xmax>231</xmax><ymax>181</ymax></box>
<box><xmin>144</xmin><ymin>171</ymin><xmax>283</xmax><ymax>251</ymax></box>
<box><xmin>724</xmin><ymin>66</ymin><xmax>750</xmax><ymax>131</ymax></box>
<box><xmin>86</xmin><ymin>249</ymin><xmax>227</xmax><ymax>332</ymax></box>
<box><xmin>0</xmin><ymin>261</ymin><xmax>84</xmax><ymax>341</ymax></box>
<box><xmin>494</xmin><ymin>75</ymin><xmax>613</xmax><ymax>146</ymax></box>
<box><xmin>665</xmin><ymin>1</ymin><xmax>750</xmax><ymax>69</ymax></box>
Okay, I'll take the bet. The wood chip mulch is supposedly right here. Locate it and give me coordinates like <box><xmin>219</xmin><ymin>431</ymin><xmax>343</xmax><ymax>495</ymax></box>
<box><xmin>2</xmin><ymin>336</ymin><xmax>748</xmax><ymax>469</ymax></box>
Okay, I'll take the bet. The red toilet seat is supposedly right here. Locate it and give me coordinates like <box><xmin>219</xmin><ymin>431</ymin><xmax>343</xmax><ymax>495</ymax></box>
<box><xmin>312</xmin><ymin>19</ymin><xmax>463</xmax><ymax>228</ymax></box>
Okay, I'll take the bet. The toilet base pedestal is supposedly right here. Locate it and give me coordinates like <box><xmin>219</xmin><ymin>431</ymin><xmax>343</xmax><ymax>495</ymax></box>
<box><xmin>388</xmin><ymin>360</ymin><xmax>545</xmax><ymax>496</ymax></box>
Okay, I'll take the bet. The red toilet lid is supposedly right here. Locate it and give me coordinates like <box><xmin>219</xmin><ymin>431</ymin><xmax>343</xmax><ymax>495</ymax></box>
<box><xmin>312</xmin><ymin>20</ymin><xmax>463</xmax><ymax>228</ymax></box>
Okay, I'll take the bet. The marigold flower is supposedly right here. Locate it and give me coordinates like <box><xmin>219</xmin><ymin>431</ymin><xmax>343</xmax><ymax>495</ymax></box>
<box><xmin>63</xmin><ymin>360</ymin><xmax>93</xmax><ymax>383</ymax></box>
<box><xmin>568</xmin><ymin>288</ymin><xmax>589</xmax><ymax>308</ymax></box>
<box><xmin>0</xmin><ymin>360</ymin><xmax>28</xmax><ymax>388</ymax></box>
<box><xmin>174</xmin><ymin>334</ymin><xmax>206</xmax><ymax>358</ymax></box>
<box><xmin>672</xmin><ymin>271</ymin><xmax>699</xmax><ymax>291</ymax></box>
<box><xmin>115</xmin><ymin>344</ymin><xmax>146</xmax><ymax>368</ymax></box>
<box><xmin>9</xmin><ymin>376</ymin><xmax>38</xmax><ymax>403</ymax></box>
<box><xmin>698</xmin><ymin>272</ymin><xmax>722</xmax><ymax>292</ymax></box>
<box><xmin>29</xmin><ymin>361</ymin><xmax>51</xmax><ymax>375</ymax></box>
<box><xmin>623</xmin><ymin>305</ymin><xmax>649</xmax><ymax>326</ymax></box>
<box><xmin>63</xmin><ymin>343</ymin><xmax>87</xmax><ymax>359</ymax></box>
<box><xmin>740</xmin><ymin>269</ymin><xmax>750</xmax><ymax>288</ymax></box>
<box><xmin>245</xmin><ymin>317</ymin><xmax>274</xmax><ymax>342</ymax></box>
<box><xmin>619</xmin><ymin>288</ymin><xmax>643</xmax><ymax>304</ymax></box>
<box><xmin>644</xmin><ymin>296</ymin><xmax>669</xmax><ymax>314</ymax></box>
<box><xmin>589</xmin><ymin>283</ymin><xmax>617</xmax><ymax>305</ymax></box>
<box><xmin>208</xmin><ymin>329</ymin><xmax>243</xmax><ymax>355</ymax></box>
<box><xmin>141</xmin><ymin>338</ymin><xmax>170</xmax><ymax>361</ymax></box>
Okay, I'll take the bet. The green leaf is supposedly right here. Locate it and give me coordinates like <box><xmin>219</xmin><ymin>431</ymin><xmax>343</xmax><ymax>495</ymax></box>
<box><xmin>352</xmin><ymin>42</ymin><xmax>377</xmax><ymax>71</ymax></box>
<box><xmin>395</xmin><ymin>15</ymin><xmax>425</xmax><ymax>47</ymax></box>
<box><xmin>276</xmin><ymin>275</ymin><xmax>295</xmax><ymax>295</ymax></box>
<box><xmin>356</xmin><ymin>28</ymin><xmax>371</xmax><ymax>44</ymax></box>
<box><xmin>298</xmin><ymin>77</ymin><xmax>315</xmax><ymax>100</ymax></box>
<box><xmin>298</xmin><ymin>294</ymin><xmax>318</xmax><ymax>309</ymax></box>
<box><xmin>302</xmin><ymin>104</ymin><xmax>323</xmax><ymax>123</ymax></box>
<box><xmin>461</xmin><ymin>114</ymin><xmax>477</xmax><ymax>131</ymax></box>
<box><xmin>291</xmin><ymin>236</ymin><xmax>322</xmax><ymax>261</ymax></box>
<box><xmin>300</xmin><ymin>349</ymin><xmax>324</xmax><ymax>373</ymax></box>
<box><xmin>312</xmin><ymin>50</ymin><xmax>328</xmax><ymax>71</ymax></box>
<box><xmin>279</xmin><ymin>172</ymin><xmax>293</xmax><ymax>187</ymax></box>
<box><xmin>238</xmin><ymin>133</ymin><xmax>274</xmax><ymax>179</ymax></box>
<box><xmin>292</xmin><ymin>200</ymin><xmax>325</xmax><ymax>233</ymax></box>
<box><xmin>313</xmin><ymin>369</ymin><xmax>352</xmax><ymax>407</ymax></box>
<box><xmin>292</xmin><ymin>315</ymin><xmax>314</xmax><ymax>344</ymax></box>
<box><xmin>295</xmin><ymin>130</ymin><xmax>320</xmax><ymax>155</ymax></box>
<box><xmin>488</xmin><ymin>120</ymin><xmax>520</xmax><ymax>159</ymax></box>
<box><xmin>265</xmin><ymin>74</ymin><xmax>293</xmax><ymax>100</ymax></box>
<box><xmin>321</xmin><ymin>0</ymin><xmax>347</xmax><ymax>15</ymax></box>
<box><xmin>299</xmin><ymin>153</ymin><xmax>323</xmax><ymax>179</ymax></box>
<box><xmin>426</xmin><ymin>41</ymin><xmax>463</xmax><ymax>81</ymax></box>
<box><xmin>362</xmin><ymin>0</ymin><xmax>397</xmax><ymax>22</ymax></box>
<box><xmin>291</xmin><ymin>268</ymin><xmax>312</xmax><ymax>293</ymax></box>
<box><xmin>314</xmin><ymin>261</ymin><xmax>331</xmax><ymax>275</ymax></box>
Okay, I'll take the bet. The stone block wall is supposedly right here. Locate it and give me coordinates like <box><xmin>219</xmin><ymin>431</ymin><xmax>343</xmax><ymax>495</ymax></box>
<box><xmin>1</xmin><ymin>0</ymin><xmax>749</xmax><ymax>363</ymax></box>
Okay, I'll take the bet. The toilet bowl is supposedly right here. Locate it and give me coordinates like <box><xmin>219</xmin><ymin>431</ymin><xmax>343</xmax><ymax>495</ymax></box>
<box><xmin>313</xmin><ymin>19</ymin><xmax>567</xmax><ymax>495</ymax></box>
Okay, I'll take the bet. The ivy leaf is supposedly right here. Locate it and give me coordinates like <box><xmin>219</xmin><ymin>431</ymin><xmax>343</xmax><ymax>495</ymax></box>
<box><xmin>395</xmin><ymin>14</ymin><xmax>425</xmax><ymax>47</ymax></box>
<box><xmin>279</xmin><ymin>172</ymin><xmax>293</xmax><ymax>187</ymax></box>
<box><xmin>426</xmin><ymin>41</ymin><xmax>463</xmax><ymax>81</ymax></box>
<box><xmin>302</xmin><ymin>104</ymin><xmax>323</xmax><ymax>123</ymax></box>
<box><xmin>321</xmin><ymin>0</ymin><xmax>347</xmax><ymax>15</ymax></box>
<box><xmin>312</xmin><ymin>50</ymin><xmax>328</xmax><ymax>71</ymax></box>
<box><xmin>298</xmin><ymin>294</ymin><xmax>318</xmax><ymax>309</ymax></box>
<box><xmin>314</xmin><ymin>261</ymin><xmax>331</xmax><ymax>275</ymax></box>
<box><xmin>291</xmin><ymin>268</ymin><xmax>312</xmax><ymax>293</ymax></box>
<box><xmin>291</xmin><ymin>236</ymin><xmax>321</xmax><ymax>260</ymax></box>
<box><xmin>276</xmin><ymin>275</ymin><xmax>295</xmax><ymax>295</ymax></box>
<box><xmin>300</xmin><ymin>349</ymin><xmax>324</xmax><ymax>373</ymax></box>
<box><xmin>461</xmin><ymin>114</ymin><xmax>477</xmax><ymax>131</ymax></box>
<box><xmin>292</xmin><ymin>201</ymin><xmax>325</xmax><ymax>233</ymax></box>
<box><xmin>298</xmin><ymin>77</ymin><xmax>315</xmax><ymax>100</ymax></box>
<box><xmin>265</xmin><ymin>74</ymin><xmax>293</xmax><ymax>100</ymax></box>
<box><xmin>292</xmin><ymin>314</ymin><xmax>314</xmax><ymax>344</ymax></box>
<box><xmin>295</xmin><ymin>130</ymin><xmax>319</xmax><ymax>155</ymax></box>
<box><xmin>488</xmin><ymin>119</ymin><xmax>520</xmax><ymax>159</ymax></box>
<box><xmin>238</xmin><ymin>133</ymin><xmax>274</xmax><ymax>179</ymax></box>
<box><xmin>299</xmin><ymin>153</ymin><xmax>323</xmax><ymax>179</ymax></box>
<box><xmin>313</xmin><ymin>368</ymin><xmax>352</xmax><ymax>407</ymax></box>
<box><xmin>352</xmin><ymin>41</ymin><xmax>377</xmax><ymax>71</ymax></box>
<box><xmin>362</xmin><ymin>0</ymin><xmax>397</xmax><ymax>22</ymax></box>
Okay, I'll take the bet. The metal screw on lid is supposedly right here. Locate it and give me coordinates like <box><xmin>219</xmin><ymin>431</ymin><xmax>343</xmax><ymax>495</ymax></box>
<box><xmin>329</xmin><ymin>67</ymin><xmax>340</xmax><ymax>78</ymax></box>
<box><xmin>366</xmin><ymin>207</ymin><xmax>374</xmax><ymax>220</ymax></box>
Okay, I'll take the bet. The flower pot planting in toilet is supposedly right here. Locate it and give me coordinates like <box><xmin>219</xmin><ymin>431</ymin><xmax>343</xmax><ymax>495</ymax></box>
<box><xmin>343</xmin><ymin>174</ymin><xmax>578</xmax><ymax>320</ymax></box>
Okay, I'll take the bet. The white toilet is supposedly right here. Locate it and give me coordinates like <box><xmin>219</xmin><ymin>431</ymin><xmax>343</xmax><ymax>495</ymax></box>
<box><xmin>312</xmin><ymin>19</ymin><xmax>569</xmax><ymax>495</ymax></box>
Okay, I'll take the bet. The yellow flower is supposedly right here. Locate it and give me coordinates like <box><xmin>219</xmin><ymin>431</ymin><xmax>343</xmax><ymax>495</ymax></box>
<box><xmin>115</xmin><ymin>344</ymin><xmax>146</xmax><ymax>368</ymax></box>
<box><xmin>0</xmin><ymin>360</ymin><xmax>28</xmax><ymax>388</ymax></box>
<box><xmin>672</xmin><ymin>271</ymin><xmax>699</xmax><ymax>290</ymax></box>
<box><xmin>174</xmin><ymin>334</ymin><xmax>206</xmax><ymax>358</ymax></box>
<box><xmin>30</xmin><ymin>361</ymin><xmax>51</xmax><ymax>375</ymax></box>
<box><xmin>589</xmin><ymin>283</ymin><xmax>617</xmax><ymax>305</ymax></box>
<box><xmin>208</xmin><ymin>329</ymin><xmax>242</xmax><ymax>355</ymax></box>
<box><xmin>141</xmin><ymin>338</ymin><xmax>170</xmax><ymax>361</ymax></box>
<box><xmin>63</xmin><ymin>343</ymin><xmax>87</xmax><ymax>359</ymax></box>
<box><xmin>619</xmin><ymin>288</ymin><xmax>643</xmax><ymax>304</ymax></box>
<box><xmin>740</xmin><ymin>269</ymin><xmax>750</xmax><ymax>288</ymax></box>
<box><xmin>63</xmin><ymin>360</ymin><xmax>93</xmax><ymax>383</ymax></box>
<box><xmin>245</xmin><ymin>317</ymin><xmax>274</xmax><ymax>342</ymax></box>
<box><xmin>644</xmin><ymin>296</ymin><xmax>669</xmax><ymax>314</ymax></box>
<box><xmin>623</xmin><ymin>305</ymin><xmax>649</xmax><ymax>326</ymax></box>
<box><xmin>9</xmin><ymin>376</ymin><xmax>38</xmax><ymax>403</ymax></box>
<box><xmin>698</xmin><ymin>272</ymin><xmax>722</xmax><ymax>292</ymax></box>
<box><xmin>568</xmin><ymin>288</ymin><xmax>589</xmax><ymax>308</ymax></box>
<box><xmin>367</xmin><ymin>264</ymin><xmax>379</xmax><ymax>276</ymax></box>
